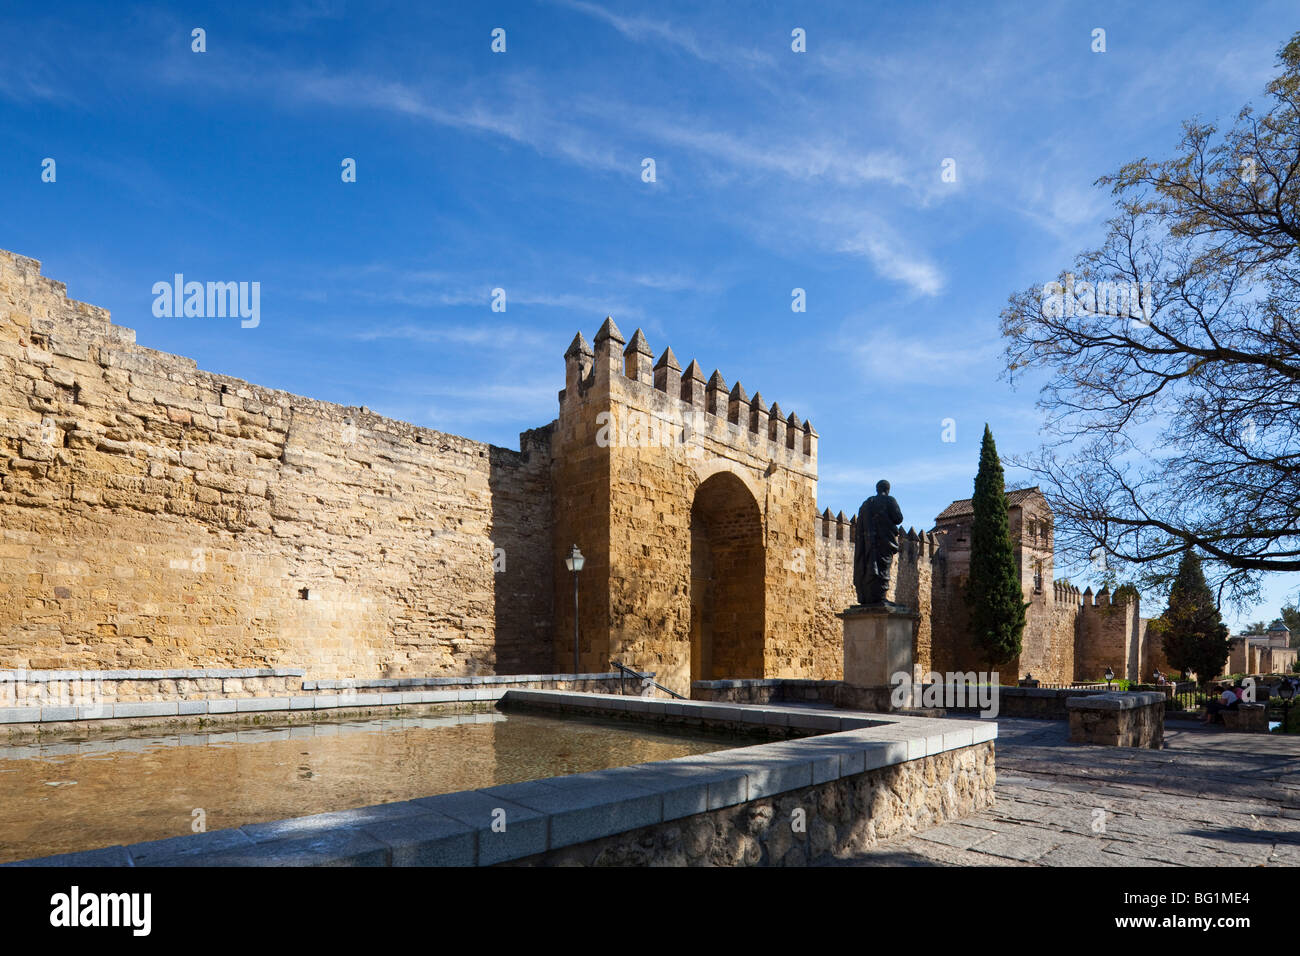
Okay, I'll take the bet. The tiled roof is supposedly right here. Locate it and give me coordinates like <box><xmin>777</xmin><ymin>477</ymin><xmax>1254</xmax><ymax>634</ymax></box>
<box><xmin>934</xmin><ymin>486</ymin><xmax>1043</xmax><ymax>521</ymax></box>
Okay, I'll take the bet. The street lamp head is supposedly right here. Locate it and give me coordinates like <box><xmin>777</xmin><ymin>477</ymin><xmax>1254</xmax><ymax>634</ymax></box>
<box><xmin>1280</xmin><ymin>681</ymin><xmax>1295</xmax><ymax>701</ymax></box>
<box><xmin>565</xmin><ymin>544</ymin><xmax>585</xmax><ymax>573</ymax></box>
<box><xmin>1104</xmin><ymin>666</ymin><xmax>1115</xmax><ymax>683</ymax></box>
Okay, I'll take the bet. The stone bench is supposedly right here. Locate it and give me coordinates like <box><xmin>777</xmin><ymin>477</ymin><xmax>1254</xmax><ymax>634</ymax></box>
<box><xmin>1221</xmin><ymin>703</ymin><xmax>1268</xmax><ymax>733</ymax></box>
<box><xmin>1066</xmin><ymin>692</ymin><xmax>1164</xmax><ymax>748</ymax></box>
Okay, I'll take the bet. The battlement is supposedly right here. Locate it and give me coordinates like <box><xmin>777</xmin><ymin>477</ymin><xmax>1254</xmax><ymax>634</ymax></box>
<box><xmin>561</xmin><ymin>317</ymin><xmax>816</xmax><ymax>460</ymax></box>
<box><xmin>1077</xmin><ymin>585</ymin><xmax>1139</xmax><ymax>608</ymax></box>
<box><xmin>1053</xmin><ymin>580</ymin><xmax>1083</xmax><ymax>604</ymax></box>
<box><xmin>0</xmin><ymin>250</ymin><xmax>121</xmax><ymax>342</ymax></box>
<box><xmin>814</xmin><ymin>508</ymin><xmax>942</xmax><ymax>561</ymax></box>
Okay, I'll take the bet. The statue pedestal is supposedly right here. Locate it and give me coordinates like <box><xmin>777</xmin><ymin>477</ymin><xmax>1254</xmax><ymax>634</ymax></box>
<box><xmin>837</xmin><ymin>604</ymin><xmax>918</xmax><ymax>711</ymax></box>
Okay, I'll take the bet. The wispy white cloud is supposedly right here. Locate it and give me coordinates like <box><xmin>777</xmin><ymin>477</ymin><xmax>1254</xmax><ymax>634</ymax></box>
<box><xmin>637</xmin><ymin>113</ymin><xmax>911</xmax><ymax>188</ymax></box>
<box><xmin>155</xmin><ymin>45</ymin><xmax>951</xmax><ymax>292</ymax></box>
<box><xmin>352</xmin><ymin>284</ymin><xmax>645</xmax><ymax>322</ymax></box>
<box><xmin>820</xmin><ymin>456</ymin><xmax>982</xmax><ymax>496</ymax></box>
<box><xmin>0</xmin><ymin>73</ymin><xmax>68</xmax><ymax>104</ymax></box>
<box><xmin>846</xmin><ymin>326</ymin><xmax>1002</xmax><ymax>383</ymax></box>
<box><xmin>551</xmin><ymin>0</ymin><xmax>775</xmax><ymax>69</ymax></box>
<box><xmin>351</xmin><ymin>324</ymin><xmax>551</xmax><ymax>348</ymax></box>
<box><xmin>837</xmin><ymin>229</ymin><xmax>945</xmax><ymax>298</ymax></box>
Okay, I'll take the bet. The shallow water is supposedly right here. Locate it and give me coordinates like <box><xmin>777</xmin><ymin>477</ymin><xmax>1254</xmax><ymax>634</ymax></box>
<box><xmin>0</xmin><ymin>709</ymin><xmax>748</xmax><ymax>863</ymax></box>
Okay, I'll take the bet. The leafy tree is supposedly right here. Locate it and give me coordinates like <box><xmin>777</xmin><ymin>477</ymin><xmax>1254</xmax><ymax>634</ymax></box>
<box><xmin>1243</xmin><ymin>621</ymin><xmax>1269</xmax><ymax>635</ymax></box>
<box><xmin>967</xmin><ymin>425</ymin><xmax>1029</xmax><ymax>668</ymax></box>
<box><xmin>999</xmin><ymin>33</ymin><xmax>1300</xmax><ymax>608</ymax></box>
<box><xmin>1282</xmin><ymin>603</ymin><xmax>1300</xmax><ymax>644</ymax></box>
<box><xmin>1153</xmin><ymin>552</ymin><xmax>1232</xmax><ymax>685</ymax></box>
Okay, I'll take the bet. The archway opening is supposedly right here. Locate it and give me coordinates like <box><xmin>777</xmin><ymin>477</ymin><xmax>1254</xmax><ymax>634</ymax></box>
<box><xmin>690</xmin><ymin>472</ymin><xmax>765</xmax><ymax>682</ymax></box>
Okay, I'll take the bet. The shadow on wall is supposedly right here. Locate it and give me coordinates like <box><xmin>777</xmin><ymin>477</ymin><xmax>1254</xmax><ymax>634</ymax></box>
<box><xmin>690</xmin><ymin>471</ymin><xmax>765</xmax><ymax>683</ymax></box>
<box><xmin>488</xmin><ymin>430</ymin><xmax>555</xmax><ymax>674</ymax></box>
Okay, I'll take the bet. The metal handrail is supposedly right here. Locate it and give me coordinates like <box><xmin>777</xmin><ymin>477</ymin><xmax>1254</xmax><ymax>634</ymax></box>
<box><xmin>609</xmin><ymin>659</ymin><xmax>685</xmax><ymax>699</ymax></box>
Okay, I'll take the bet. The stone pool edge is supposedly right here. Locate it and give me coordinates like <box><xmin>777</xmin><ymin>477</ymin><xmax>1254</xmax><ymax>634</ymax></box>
<box><xmin>3</xmin><ymin>690</ymin><xmax>997</xmax><ymax>868</ymax></box>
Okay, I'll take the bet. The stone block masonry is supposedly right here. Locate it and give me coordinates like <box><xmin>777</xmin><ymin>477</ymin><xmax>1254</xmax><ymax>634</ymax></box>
<box><xmin>0</xmin><ymin>250</ymin><xmax>553</xmax><ymax>678</ymax></box>
<box><xmin>1066</xmin><ymin>692</ymin><xmax>1164</xmax><ymax>748</ymax></box>
<box><xmin>550</xmin><ymin>318</ymin><xmax>825</xmax><ymax>696</ymax></box>
<box><xmin>508</xmin><ymin>741</ymin><xmax>994</xmax><ymax>866</ymax></box>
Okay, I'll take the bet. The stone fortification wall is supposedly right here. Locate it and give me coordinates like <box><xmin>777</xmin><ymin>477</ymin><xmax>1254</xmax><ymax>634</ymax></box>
<box><xmin>0</xmin><ymin>251</ymin><xmax>553</xmax><ymax>678</ymax></box>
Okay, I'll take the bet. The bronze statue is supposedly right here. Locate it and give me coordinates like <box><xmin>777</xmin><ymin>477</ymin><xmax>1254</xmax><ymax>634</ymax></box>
<box><xmin>853</xmin><ymin>479</ymin><xmax>904</xmax><ymax>607</ymax></box>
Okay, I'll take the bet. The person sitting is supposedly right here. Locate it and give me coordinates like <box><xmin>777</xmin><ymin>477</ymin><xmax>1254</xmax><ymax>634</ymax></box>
<box><xmin>1202</xmin><ymin>684</ymin><xmax>1241</xmax><ymax>724</ymax></box>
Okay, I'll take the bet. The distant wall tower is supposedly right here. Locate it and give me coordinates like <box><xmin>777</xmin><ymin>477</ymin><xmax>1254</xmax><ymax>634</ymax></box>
<box><xmin>929</xmin><ymin>488</ymin><xmax>1078</xmax><ymax>683</ymax></box>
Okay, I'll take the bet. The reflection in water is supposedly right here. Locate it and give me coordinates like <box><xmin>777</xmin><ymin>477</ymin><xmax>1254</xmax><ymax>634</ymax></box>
<box><xmin>0</xmin><ymin>709</ymin><xmax>747</xmax><ymax>863</ymax></box>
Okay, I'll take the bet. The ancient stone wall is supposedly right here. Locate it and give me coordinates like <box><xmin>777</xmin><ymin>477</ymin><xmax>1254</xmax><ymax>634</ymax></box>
<box><xmin>813</xmin><ymin>512</ymin><xmax>855</xmax><ymax>681</ymax></box>
<box><xmin>1011</xmin><ymin>585</ymin><xmax>1079</xmax><ymax>684</ymax></box>
<box><xmin>928</xmin><ymin>558</ymin><xmax>980</xmax><ymax>676</ymax></box>
<box><xmin>0</xmin><ymin>251</ymin><xmax>553</xmax><ymax>678</ymax></box>
<box><xmin>1073</xmin><ymin>589</ymin><xmax>1139</xmax><ymax>684</ymax></box>
<box><xmin>0</xmin><ymin>249</ymin><xmax>1156</xmax><ymax>692</ymax></box>
<box><xmin>1222</xmin><ymin>640</ymin><xmax>1297</xmax><ymax>678</ymax></box>
<box><xmin>1131</xmin><ymin>614</ymin><xmax>1155</xmax><ymax>679</ymax></box>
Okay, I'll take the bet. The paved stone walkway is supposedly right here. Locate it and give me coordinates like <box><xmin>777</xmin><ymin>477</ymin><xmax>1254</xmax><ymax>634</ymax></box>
<box><xmin>839</xmin><ymin>718</ymin><xmax>1300</xmax><ymax>866</ymax></box>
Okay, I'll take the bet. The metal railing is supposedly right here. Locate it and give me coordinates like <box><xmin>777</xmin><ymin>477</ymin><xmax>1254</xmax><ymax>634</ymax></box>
<box><xmin>1170</xmin><ymin>686</ymin><xmax>1212</xmax><ymax>713</ymax></box>
<box><xmin>609</xmin><ymin>660</ymin><xmax>685</xmax><ymax>699</ymax></box>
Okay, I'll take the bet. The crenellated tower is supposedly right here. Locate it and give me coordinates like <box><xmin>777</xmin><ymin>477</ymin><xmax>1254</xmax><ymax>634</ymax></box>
<box><xmin>550</xmin><ymin>318</ymin><xmax>821</xmax><ymax>694</ymax></box>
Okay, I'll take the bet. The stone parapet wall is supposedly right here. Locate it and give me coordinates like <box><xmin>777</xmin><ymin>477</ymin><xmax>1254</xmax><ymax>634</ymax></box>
<box><xmin>508</xmin><ymin>741</ymin><xmax>994</xmax><ymax>866</ymax></box>
<box><xmin>1066</xmin><ymin>692</ymin><xmax>1164</xmax><ymax>748</ymax></box>
<box><xmin>1222</xmin><ymin>703</ymin><xmax>1268</xmax><ymax>733</ymax></box>
<box><xmin>0</xmin><ymin>667</ymin><xmax>305</xmax><ymax>704</ymax></box>
<box><xmin>691</xmin><ymin>678</ymin><xmax>838</xmax><ymax>705</ymax></box>
<box><xmin>0</xmin><ymin>671</ymin><xmax>651</xmax><ymax>719</ymax></box>
<box><xmin>993</xmin><ymin>686</ymin><xmax>1107</xmax><ymax>720</ymax></box>
<box><xmin>832</xmin><ymin>683</ymin><xmax>899</xmax><ymax>713</ymax></box>
<box><xmin>696</xmin><ymin>677</ymin><xmax>1120</xmax><ymax>721</ymax></box>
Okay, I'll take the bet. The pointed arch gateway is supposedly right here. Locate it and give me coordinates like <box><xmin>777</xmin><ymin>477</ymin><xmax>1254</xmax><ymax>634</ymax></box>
<box><xmin>689</xmin><ymin>470</ymin><xmax>765</xmax><ymax>682</ymax></box>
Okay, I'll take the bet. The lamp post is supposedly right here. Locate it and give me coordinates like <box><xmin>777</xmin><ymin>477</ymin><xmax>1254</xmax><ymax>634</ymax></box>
<box><xmin>565</xmin><ymin>545</ymin><xmax>585</xmax><ymax>675</ymax></box>
<box><xmin>1104</xmin><ymin>666</ymin><xmax>1114</xmax><ymax>690</ymax></box>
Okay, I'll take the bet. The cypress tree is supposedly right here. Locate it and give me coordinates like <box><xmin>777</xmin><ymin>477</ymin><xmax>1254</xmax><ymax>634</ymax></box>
<box><xmin>1155</xmin><ymin>551</ymin><xmax>1231</xmax><ymax>685</ymax></box>
<box><xmin>967</xmin><ymin>424</ymin><xmax>1027</xmax><ymax>668</ymax></box>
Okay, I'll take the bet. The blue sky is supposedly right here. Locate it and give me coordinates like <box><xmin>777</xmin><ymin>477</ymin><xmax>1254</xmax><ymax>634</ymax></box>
<box><xmin>2</xmin><ymin>0</ymin><xmax>1296</xmax><ymax>627</ymax></box>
